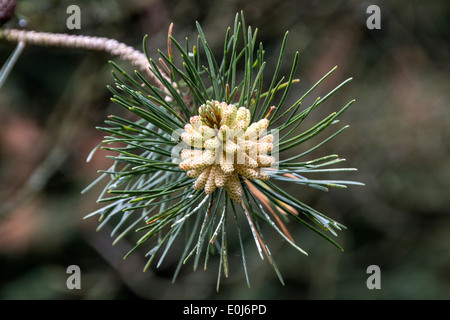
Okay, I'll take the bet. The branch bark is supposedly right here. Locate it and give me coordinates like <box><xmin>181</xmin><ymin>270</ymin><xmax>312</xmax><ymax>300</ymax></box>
<box><xmin>0</xmin><ymin>28</ymin><xmax>165</xmax><ymax>89</ymax></box>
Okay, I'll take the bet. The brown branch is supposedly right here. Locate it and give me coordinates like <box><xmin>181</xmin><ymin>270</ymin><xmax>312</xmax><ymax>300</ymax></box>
<box><xmin>0</xmin><ymin>28</ymin><xmax>166</xmax><ymax>90</ymax></box>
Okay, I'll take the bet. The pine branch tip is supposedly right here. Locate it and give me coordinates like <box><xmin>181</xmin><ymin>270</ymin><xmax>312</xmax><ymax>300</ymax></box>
<box><xmin>80</xmin><ymin>12</ymin><xmax>360</xmax><ymax>286</ymax></box>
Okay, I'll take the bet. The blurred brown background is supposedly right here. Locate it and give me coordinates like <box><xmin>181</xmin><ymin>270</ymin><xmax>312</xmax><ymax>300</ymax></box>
<box><xmin>0</xmin><ymin>0</ymin><xmax>448</xmax><ymax>299</ymax></box>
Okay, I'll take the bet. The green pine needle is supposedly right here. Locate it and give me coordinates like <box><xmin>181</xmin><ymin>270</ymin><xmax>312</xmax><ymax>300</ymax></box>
<box><xmin>84</xmin><ymin>11</ymin><xmax>363</xmax><ymax>289</ymax></box>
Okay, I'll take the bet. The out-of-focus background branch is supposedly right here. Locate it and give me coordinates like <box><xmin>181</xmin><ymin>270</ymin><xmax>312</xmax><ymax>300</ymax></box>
<box><xmin>0</xmin><ymin>0</ymin><xmax>448</xmax><ymax>299</ymax></box>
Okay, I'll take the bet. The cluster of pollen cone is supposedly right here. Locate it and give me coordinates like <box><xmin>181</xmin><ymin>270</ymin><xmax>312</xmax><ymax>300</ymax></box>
<box><xmin>179</xmin><ymin>100</ymin><xmax>276</xmax><ymax>203</ymax></box>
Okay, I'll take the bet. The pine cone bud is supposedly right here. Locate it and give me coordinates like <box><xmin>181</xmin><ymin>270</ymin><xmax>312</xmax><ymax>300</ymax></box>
<box><xmin>0</xmin><ymin>0</ymin><xmax>16</xmax><ymax>25</ymax></box>
<box><xmin>180</xmin><ymin>101</ymin><xmax>275</xmax><ymax>203</ymax></box>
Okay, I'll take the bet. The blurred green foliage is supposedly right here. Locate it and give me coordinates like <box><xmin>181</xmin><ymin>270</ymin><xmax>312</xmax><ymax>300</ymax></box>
<box><xmin>0</xmin><ymin>0</ymin><xmax>449</xmax><ymax>299</ymax></box>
